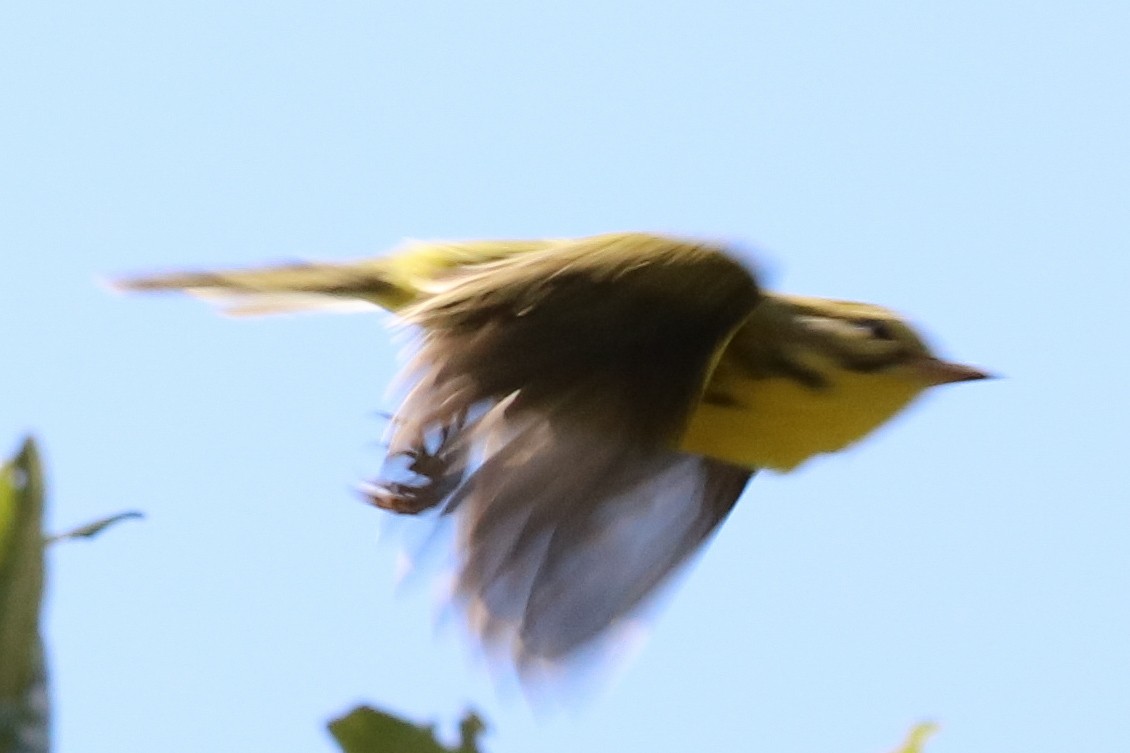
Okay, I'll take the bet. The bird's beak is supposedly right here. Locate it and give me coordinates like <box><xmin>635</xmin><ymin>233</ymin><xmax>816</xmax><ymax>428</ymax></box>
<box><xmin>913</xmin><ymin>357</ymin><xmax>993</xmax><ymax>386</ymax></box>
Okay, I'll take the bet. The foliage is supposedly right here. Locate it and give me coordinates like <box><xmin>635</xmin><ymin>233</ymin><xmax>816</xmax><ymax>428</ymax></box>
<box><xmin>329</xmin><ymin>706</ymin><xmax>485</xmax><ymax>753</ymax></box>
<box><xmin>0</xmin><ymin>439</ymin><xmax>49</xmax><ymax>753</ymax></box>
<box><xmin>891</xmin><ymin>723</ymin><xmax>938</xmax><ymax>753</ymax></box>
<box><xmin>0</xmin><ymin>438</ymin><xmax>141</xmax><ymax>753</ymax></box>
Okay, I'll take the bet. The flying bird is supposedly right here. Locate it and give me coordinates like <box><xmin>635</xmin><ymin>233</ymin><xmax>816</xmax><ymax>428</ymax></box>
<box><xmin>117</xmin><ymin>232</ymin><xmax>988</xmax><ymax>664</ymax></box>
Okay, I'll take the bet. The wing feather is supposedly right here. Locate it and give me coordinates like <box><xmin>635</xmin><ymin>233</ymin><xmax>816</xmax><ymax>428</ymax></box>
<box><xmin>367</xmin><ymin>233</ymin><xmax>761</xmax><ymax>661</ymax></box>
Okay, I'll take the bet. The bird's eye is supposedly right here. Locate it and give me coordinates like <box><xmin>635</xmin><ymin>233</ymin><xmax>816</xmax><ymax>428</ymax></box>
<box><xmin>857</xmin><ymin>319</ymin><xmax>895</xmax><ymax>341</ymax></box>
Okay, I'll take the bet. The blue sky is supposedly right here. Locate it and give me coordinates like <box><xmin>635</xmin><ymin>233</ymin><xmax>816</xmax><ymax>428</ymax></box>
<box><xmin>3</xmin><ymin>1</ymin><xmax>1128</xmax><ymax>752</ymax></box>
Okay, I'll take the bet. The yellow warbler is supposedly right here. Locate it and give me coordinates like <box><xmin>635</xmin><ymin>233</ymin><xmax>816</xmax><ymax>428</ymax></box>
<box><xmin>118</xmin><ymin>232</ymin><xmax>988</xmax><ymax>662</ymax></box>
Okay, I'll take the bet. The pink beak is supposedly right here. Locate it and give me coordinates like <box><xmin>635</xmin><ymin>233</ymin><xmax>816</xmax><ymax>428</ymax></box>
<box><xmin>913</xmin><ymin>358</ymin><xmax>993</xmax><ymax>386</ymax></box>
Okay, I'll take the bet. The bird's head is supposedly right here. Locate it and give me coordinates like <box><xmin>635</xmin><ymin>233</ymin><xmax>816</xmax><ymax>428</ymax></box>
<box><xmin>694</xmin><ymin>293</ymin><xmax>991</xmax><ymax>470</ymax></box>
<box><xmin>736</xmin><ymin>293</ymin><xmax>991</xmax><ymax>391</ymax></box>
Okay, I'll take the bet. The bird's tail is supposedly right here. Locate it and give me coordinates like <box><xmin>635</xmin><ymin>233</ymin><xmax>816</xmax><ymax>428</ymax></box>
<box><xmin>112</xmin><ymin>239</ymin><xmax>559</xmax><ymax>316</ymax></box>
<box><xmin>111</xmin><ymin>256</ymin><xmax>421</xmax><ymax>316</ymax></box>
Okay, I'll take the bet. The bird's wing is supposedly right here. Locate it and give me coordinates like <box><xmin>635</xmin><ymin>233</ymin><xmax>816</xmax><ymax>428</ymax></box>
<box><xmin>367</xmin><ymin>233</ymin><xmax>762</xmax><ymax>662</ymax></box>
<box><xmin>450</xmin><ymin>410</ymin><xmax>754</xmax><ymax>661</ymax></box>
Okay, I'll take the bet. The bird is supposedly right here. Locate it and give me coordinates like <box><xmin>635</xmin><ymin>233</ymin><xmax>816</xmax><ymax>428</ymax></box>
<box><xmin>116</xmin><ymin>232</ymin><xmax>988</xmax><ymax>665</ymax></box>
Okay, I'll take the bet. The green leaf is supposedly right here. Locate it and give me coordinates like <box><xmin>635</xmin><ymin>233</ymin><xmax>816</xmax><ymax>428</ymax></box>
<box><xmin>0</xmin><ymin>437</ymin><xmax>50</xmax><ymax>753</ymax></box>
<box><xmin>328</xmin><ymin>706</ymin><xmax>486</xmax><ymax>753</ymax></box>
<box><xmin>47</xmin><ymin>511</ymin><xmax>144</xmax><ymax>544</ymax></box>
<box><xmin>889</xmin><ymin>723</ymin><xmax>938</xmax><ymax>753</ymax></box>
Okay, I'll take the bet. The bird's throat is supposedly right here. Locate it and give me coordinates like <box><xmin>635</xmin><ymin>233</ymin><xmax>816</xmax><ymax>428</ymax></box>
<box><xmin>679</xmin><ymin>366</ymin><xmax>926</xmax><ymax>471</ymax></box>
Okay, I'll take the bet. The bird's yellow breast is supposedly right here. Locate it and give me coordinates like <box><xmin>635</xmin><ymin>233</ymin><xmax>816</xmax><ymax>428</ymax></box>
<box><xmin>679</xmin><ymin>363</ymin><xmax>925</xmax><ymax>471</ymax></box>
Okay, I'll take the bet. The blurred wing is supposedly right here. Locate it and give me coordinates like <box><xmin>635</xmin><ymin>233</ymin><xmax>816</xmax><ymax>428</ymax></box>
<box><xmin>454</xmin><ymin>411</ymin><xmax>753</xmax><ymax>660</ymax></box>
<box><xmin>366</xmin><ymin>233</ymin><xmax>762</xmax><ymax>661</ymax></box>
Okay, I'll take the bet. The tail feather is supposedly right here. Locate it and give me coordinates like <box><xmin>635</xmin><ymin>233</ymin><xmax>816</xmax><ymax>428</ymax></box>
<box><xmin>112</xmin><ymin>259</ymin><xmax>408</xmax><ymax>315</ymax></box>
<box><xmin>112</xmin><ymin>238</ymin><xmax>562</xmax><ymax>315</ymax></box>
